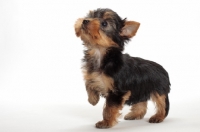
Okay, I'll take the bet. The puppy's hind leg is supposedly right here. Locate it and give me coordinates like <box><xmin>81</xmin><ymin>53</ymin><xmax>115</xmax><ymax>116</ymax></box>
<box><xmin>124</xmin><ymin>101</ymin><xmax>147</xmax><ymax>120</ymax></box>
<box><xmin>149</xmin><ymin>93</ymin><xmax>169</xmax><ymax>123</ymax></box>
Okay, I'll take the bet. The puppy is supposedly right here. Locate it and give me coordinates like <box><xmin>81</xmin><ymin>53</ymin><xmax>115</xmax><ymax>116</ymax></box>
<box><xmin>74</xmin><ymin>8</ymin><xmax>170</xmax><ymax>128</ymax></box>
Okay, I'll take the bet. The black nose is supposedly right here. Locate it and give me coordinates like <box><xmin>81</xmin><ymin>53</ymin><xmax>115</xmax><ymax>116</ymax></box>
<box><xmin>83</xmin><ymin>20</ymin><xmax>90</xmax><ymax>24</ymax></box>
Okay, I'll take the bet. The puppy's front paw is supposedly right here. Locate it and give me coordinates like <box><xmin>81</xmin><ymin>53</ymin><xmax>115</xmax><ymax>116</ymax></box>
<box><xmin>88</xmin><ymin>92</ymin><xmax>99</xmax><ymax>106</ymax></box>
<box><xmin>95</xmin><ymin>120</ymin><xmax>112</xmax><ymax>129</ymax></box>
<box><xmin>149</xmin><ymin>115</ymin><xmax>164</xmax><ymax>123</ymax></box>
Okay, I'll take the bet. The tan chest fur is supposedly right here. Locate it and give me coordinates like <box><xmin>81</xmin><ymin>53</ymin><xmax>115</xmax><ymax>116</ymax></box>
<box><xmin>83</xmin><ymin>71</ymin><xmax>114</xmax><ymax>96</ymax></box>
<box><xmin>82</xmin><ymin>46</ymin><xmax>114</xmax><ymax>96</ymax></box>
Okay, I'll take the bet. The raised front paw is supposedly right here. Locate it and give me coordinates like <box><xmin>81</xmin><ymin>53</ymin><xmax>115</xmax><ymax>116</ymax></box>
<box><xmin>88</xmin><ymin>92</ymin><xmax>99</xmax><ymax>106</ymax></box>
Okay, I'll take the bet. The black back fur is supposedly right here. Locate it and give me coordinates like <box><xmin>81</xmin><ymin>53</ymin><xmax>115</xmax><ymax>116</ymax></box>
<box><xmin>102</xmin><ymin>51</ymin><xmax>170</xmax><ymax>105</ymax></box>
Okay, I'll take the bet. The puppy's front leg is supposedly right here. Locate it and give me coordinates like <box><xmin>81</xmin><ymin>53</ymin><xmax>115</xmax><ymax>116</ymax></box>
<box><xmin>95</xmin><ymin>101</ymin><xmax>119</xmax><ymax>128</ymax></box>
<box><xmin>86</xmin><ymin>87</ymin><xmax>99</xmax><ymax>106</ymax></box>
<box><xmin>96</xmin><ymin>91</ymin><xmax>131</xmax><ymax>128</ymax></box>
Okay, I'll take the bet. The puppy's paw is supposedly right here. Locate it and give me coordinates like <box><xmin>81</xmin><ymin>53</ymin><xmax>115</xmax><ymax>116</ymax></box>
<box><xmin>88</xmin><ymin>92</ymin><xmax>99</xmax><ymax>106</ymax></box>
<box><xmin>149</xmin><ymin>115</ymin><xmax>164</xmax><ymax>123</ymax></box>
<box><xmin>95</xmin><ymin>120</ymin><xmax>112</xmax><ymax>129</ymax></box>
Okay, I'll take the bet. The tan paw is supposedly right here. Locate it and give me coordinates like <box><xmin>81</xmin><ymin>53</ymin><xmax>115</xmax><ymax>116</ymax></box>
<box><xmin>95</xmin><ymin>120</ymin><xmax>112</xmax><ymax>129</ymax></box>
<box><xmin>149</xmin><ymin>115</ymin><xmax>164</xmax><ymax>123</ymax></box>
<box><xmin>88</xmin><ymin>93</ymin><xmax>99</xmax><ymax>106</ymax></box>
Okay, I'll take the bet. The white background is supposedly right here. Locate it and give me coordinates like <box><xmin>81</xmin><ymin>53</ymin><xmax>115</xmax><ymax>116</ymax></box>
<box><xmin>0</xmin><ymin>0</ymin><xmax>200</xmax><ymax>132</ymax></box>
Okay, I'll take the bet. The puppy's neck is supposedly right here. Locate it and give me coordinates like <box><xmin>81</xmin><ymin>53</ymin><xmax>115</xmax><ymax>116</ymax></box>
<box><xmin>83</xmin><ymin>43</ymin><xmax>123</xmax><ymax>74</ymax></box>
<box><xmin>83</xmin><ymin>45</ymin><xmax>106</xmax><ymax>72</ymax></box>
<box><xmin>91</xmin><ymin>46</ymin><xmax>106</xmax><ymax>68</ymax></box>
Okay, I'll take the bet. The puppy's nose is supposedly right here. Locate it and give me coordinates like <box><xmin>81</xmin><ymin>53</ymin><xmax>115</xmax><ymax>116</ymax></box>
<box><xmin>83</xmin><ymin>20</ymin><xmax>90</xmax><ymax>25</ymax></box>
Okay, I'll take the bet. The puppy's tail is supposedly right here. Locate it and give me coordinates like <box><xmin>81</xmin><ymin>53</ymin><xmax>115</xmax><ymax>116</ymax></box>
<box><xmin>165</xmin><ymin>94</ymin><xmax>170</xmax><ymax>117</ymax></box>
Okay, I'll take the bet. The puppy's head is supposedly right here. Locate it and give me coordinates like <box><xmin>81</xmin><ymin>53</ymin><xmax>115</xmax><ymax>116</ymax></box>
<box><xmin>74</xmin><ymin>8</ymin><xmax>140</xmax><ymax>49</ymax></box>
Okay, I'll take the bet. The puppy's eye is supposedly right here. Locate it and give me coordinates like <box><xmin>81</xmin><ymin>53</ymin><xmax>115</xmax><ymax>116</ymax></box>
<box><xmin>101</xmin><ymin>21</ymin><xmax>108</xmax><ymax>27</ymax></box>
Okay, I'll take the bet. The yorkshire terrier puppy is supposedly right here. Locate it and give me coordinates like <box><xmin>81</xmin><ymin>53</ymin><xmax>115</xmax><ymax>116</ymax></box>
<box><xmin>74</xmin><ymin>8</ymin><xmax>170</xmax><ymax>128</ymax></box>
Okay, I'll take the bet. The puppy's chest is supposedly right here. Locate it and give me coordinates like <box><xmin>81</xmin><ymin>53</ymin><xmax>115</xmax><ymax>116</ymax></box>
<box><xmin>83</xmin><ymin>48</ymin><xmax>114</xmax><ymax>95</ymax></box>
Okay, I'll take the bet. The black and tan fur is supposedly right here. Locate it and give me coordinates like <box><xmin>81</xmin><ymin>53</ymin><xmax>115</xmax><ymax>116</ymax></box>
<box><xmin>74</xmin><ymin>8</ymin><xmax>170</xmax><ymax>128</ymax></box>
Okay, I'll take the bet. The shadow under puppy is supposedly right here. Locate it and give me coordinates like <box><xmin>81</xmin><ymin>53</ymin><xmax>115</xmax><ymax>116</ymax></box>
<box><xmin>74</xmin><ymin>8</ymin><xmax>170</xmax><ymax>128</ymax></box>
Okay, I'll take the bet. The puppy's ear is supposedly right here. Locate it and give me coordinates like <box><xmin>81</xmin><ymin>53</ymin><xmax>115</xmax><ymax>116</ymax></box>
<box><xmin>74</xmin><ymin>18</ymin><xmax>84</xmax><ymax>37</ymax></box>
<box><xmin>120</xmin><ymin>21</ymin><xmax>140</xmax><ymax>38</ymax></box>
